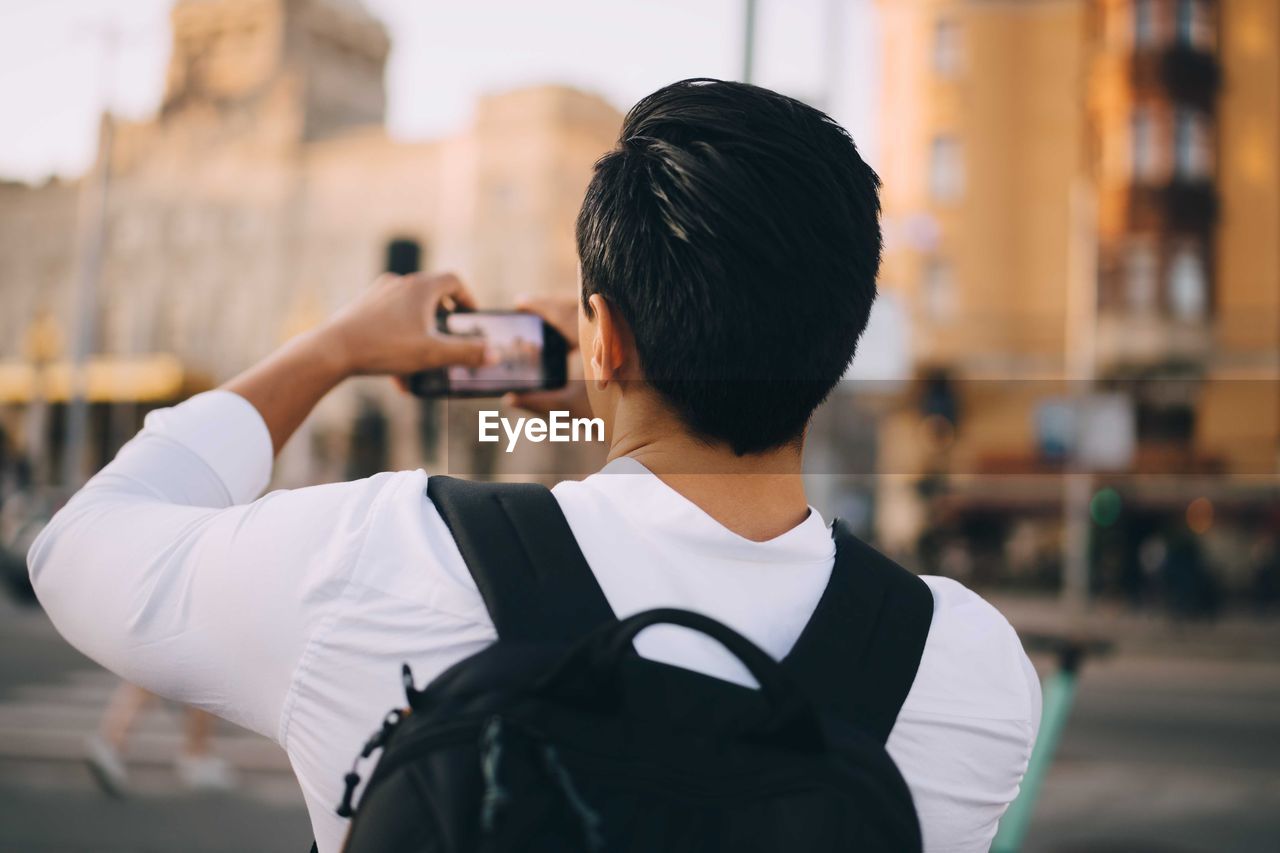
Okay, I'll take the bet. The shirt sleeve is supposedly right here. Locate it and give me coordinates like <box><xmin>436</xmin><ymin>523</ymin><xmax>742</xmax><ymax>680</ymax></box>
<box><xmin>887</xmin><ymin>577</ymin><xmax>1042</xmax><ymax>853</ymax></box>
<box><xmin>27</xmin><ymin>390</ymin><xmax>393</xmax><ymax>743</ymax></box>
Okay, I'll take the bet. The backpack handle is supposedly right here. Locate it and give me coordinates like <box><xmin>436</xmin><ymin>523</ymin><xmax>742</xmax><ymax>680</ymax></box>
<box><xmin>538</xmin><ymin>607</ymin><xmax>826</xmax><ymax>752</ymax></box>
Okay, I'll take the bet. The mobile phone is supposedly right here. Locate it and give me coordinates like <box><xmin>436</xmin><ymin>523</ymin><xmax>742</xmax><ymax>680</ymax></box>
<box><xmin>405</xmin><ymin>310</ymin><xmax>568</xmax><ymax>398</ymax></box>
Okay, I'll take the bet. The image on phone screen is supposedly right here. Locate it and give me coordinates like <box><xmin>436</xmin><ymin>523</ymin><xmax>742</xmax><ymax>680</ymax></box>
<box><xmin>444</xmin><ymin>312</ymin><xmax>547</xmax><ymax>393</ymax></box>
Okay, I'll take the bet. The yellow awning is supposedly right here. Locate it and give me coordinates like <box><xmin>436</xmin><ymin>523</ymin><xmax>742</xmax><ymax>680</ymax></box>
<box><xmin>0</xmin><ymin>355</ymin><xmax>186</xmax><ymax>404</ymax></box>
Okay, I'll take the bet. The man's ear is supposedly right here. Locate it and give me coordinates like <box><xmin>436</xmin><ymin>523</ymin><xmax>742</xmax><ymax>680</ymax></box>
<box><xmin>587</xmin><ymin>293</ymin><xmax>630</xmax><ymax>386</ymax></box>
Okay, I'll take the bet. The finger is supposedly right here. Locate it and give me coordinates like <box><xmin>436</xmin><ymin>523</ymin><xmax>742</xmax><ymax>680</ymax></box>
<box><xmin>392</xmin><ymin>374</ymin><xmax>412</xmax><ymax>395</ymax></box>
<box><xmin>513</xmin><ymin>293</ymin><xmax>540</xmax><ymax>312</ymax></box>
<box><xmin>504</xmin><ymin>389</ymin><xmax>570</xmax><ymax>418</ymax></box>
<box><xmin>430</xmin><ymin>273</ymin><xmax>478</xmax><ymax>311</ymax></box>
<box><xmin>425</xmin><ymin>334</ymin><xmax>487</xmax><ymax>368</ymax></box>
<box><xmin>514</xmin><ymin>292</ymin><xmax>570</xmax><ymax>318</ymax></box>
<box><xmin>512</xmin><ymin>293</ymin><xmax>579</xmax><ymax>350</ymax></box>
<box><xmin>513</xmin><ymin>293</ymin><xmax>562</xmax><ymax>320</ymax></box>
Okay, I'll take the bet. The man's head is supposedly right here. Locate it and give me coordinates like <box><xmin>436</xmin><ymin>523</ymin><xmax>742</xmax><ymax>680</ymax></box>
<box><xmin>575</xmin><ymin>78</ymin><xmax>881</xmax><ymax>456</ymax></box>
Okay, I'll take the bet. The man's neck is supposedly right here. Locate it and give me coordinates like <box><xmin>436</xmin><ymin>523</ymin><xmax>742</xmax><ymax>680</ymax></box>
<box><xmin>605</xmin><ymin>400</ymin><xmax>810</xmax><ymax>543</ymax></box>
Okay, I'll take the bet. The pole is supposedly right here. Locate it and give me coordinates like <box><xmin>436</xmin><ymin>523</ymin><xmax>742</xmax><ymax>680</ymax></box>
<box><xmin>1061</xmin><ymin>181</ymin><xmax>1098</xmax><ymax>622</ymax></box>
<box><xmin>742</xmin><ymin>0</ymin><xmax>758</xmax><ymax>84</ymax></box>
<box><xmin>989</xmin><ymin>652</ymin><xmax>1083</xmax><ymax>853</ymax></box>
<box><xmin>21</xmin><ymin>315</ymin><xmax>57</xmax><ymax>489</ymax></box>
<box><xmin>822</xmin><ymin>0</ymin><xmax>846</xmax><ymax>113</ymax></box>
<box><xmin>63</xmin><ymin>29</ymin><xmax>118</xmax><ymax>490</ymax></box>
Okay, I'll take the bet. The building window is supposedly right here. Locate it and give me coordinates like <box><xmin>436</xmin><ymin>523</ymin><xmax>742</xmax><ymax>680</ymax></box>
<box><xmin>1131</xmin><ymin>107</ymin><xmax>1160</xmax><ymax>182</ymax></box>
<box><xmin>173</xmin><ymin>206</ymin><xmax>212</xmax><ymax>247</ymax></box>
<box><xmin>933</xmin><ymin>19</ymin><xmax>962</xmax><ymax>77</ymax></box>
<box><xmin>1175</xmin><ymin>0</ymin><xmax>1214</xmax><ymax>49</ymax></box>
<box><xmin>1137</xmin><ymin>401</ymin><xmax>1195</xmax><ymax>445</ymax></box>
<box><xmin>929</xmin><ymin>135</ymin><xmax>964</xmax><ymax>202</ymax></box>
<box><xmin>1125</xmin><ymin>242</ymin><xmax>1159</xmax><ymax>313</ymax></box>
<box><xmin>1168</xmin><ymin>245</ymin><xmax>1208</xmax><ymax>321</ymax></box>
<box><xmin>1174</xmin><ymin>108</ymin><xmax>1212</xmax><ymax>180</ymax></box>
<box><xmin>922</xmin><ymin>258</ymin><xmax>956</xmax><ymax>322</ymax></box>
<box><xmin>1134</xmin><ymin>0</ymin><xmax>1159</xmax><ymax>48</ymax></box>
<box><xmin>112</xmin><ymin>211</ymin><xmax>150</xmax><ymax>255</ymax></box>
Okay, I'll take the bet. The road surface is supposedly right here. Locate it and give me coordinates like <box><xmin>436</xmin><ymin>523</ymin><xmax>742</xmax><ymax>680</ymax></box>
<box><xmin>2</xmin><ymin>596</ymin><xmax>1278</xmax><ymax>852</ymax></box>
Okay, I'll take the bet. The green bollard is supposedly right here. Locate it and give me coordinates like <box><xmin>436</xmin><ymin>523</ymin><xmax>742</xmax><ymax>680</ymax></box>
<box><xmin>989</xmin><ymin>648</ymin><xmax>1083</xmax><ymax>853</ymax></box>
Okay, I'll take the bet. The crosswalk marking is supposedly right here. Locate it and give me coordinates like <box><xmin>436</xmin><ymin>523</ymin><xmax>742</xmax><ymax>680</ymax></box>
<box><xmin>0</xmin><ymin>667</ymin><xmax>290</xmax><ymax>773</ymax></box>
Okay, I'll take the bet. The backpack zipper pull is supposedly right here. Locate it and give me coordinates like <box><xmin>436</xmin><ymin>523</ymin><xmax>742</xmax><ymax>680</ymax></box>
<box><xmin>336</xmin><ymin>709</ymin><xmax>405</xmax><ymax>818</ymax></box>
<box><xmin>362</xmin><ymin>709</ymin><xmax>404</xmax><ymax>759</ymax></box>
<box><xmin>336</xmin><ymin>771</ymin><xmax>361</xmax><ymax>818</ymax></box>
<box><xmin>402</xmin><ymin>663</ymin><xmax>420</xmax><ymax>707</ymax></box>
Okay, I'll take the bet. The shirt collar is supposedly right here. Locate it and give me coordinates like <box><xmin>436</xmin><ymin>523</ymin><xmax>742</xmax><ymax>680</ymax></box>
<box><xmin>580</xmin><ymin>456</ymin><xmax>835</xmax><ymax>564</ymax></box>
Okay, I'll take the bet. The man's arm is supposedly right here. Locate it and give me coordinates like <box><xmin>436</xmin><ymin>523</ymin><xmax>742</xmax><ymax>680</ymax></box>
<box><xmin>226</xmin><ymin>272</ymin><xmax>485</xmax><ymax>453</ymax></box>
<box><xmin>28</xmin><ymin>273</ymin><xmax>486</xmax><ymax>740</ymax></box>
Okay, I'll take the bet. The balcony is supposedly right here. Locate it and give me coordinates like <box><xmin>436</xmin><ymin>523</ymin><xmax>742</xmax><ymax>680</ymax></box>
<box><xmin>1124</xmin><ymin>180</ymin><xmax>1219</xmax><ymax>233</ymax></box>
<box><xmin>1095</xmin><ymin>310</ymin><xmax>1213</xmax><ymax>372</ymax></box>
<box><xmin>1127</xmin><ymin>46</ymin><xmax>1221</xmax><ymax>111</ymax></box>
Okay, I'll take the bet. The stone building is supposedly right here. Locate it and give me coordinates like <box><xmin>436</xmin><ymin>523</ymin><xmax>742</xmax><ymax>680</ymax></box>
<box><xmin>0</xmin><ymin>0</ymin><xmax>621</xmax><ymax>490</ymax></box>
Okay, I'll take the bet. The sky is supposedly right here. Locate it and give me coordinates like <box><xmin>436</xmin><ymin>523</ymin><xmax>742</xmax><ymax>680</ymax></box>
<box><xmin>0</xmin><ymin>0</ymin><xmax>881</xmax><ymax>184</ymax></box>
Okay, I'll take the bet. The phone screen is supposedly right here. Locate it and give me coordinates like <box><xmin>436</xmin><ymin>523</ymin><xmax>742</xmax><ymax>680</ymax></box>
<box><xmin>444</xmin><ymin>312</ymin><xmax>547</xmax><ymax>393</ymax></box>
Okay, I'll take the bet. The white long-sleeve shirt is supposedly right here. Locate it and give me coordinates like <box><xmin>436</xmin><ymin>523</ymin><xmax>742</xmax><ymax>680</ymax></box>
<box><xmin>30</xmin><ymin>390</ymin><xmax>1040</xmax><ymax>853</ymax></box>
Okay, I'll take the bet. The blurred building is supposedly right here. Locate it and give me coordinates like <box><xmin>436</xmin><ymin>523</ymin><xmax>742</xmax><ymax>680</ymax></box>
<box><xmin>874</xmin><ymin>0</ymin><xmax>1279</xmax><ymax>597</ymax></box>
<box><xmin>0</xmin><ymin>0</ymin><xmax>620</xmax><ymax>490</ymax></box>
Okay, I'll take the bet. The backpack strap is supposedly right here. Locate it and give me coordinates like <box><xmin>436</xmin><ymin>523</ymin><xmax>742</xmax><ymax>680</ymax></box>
<box><xmin>426</xmin><ymin>476</ymin><xmax>617</xmax><ymax>643</ymax></box>
<box><xmin>429</xmin><ymin>476</ymin><xmax>932</xmax><ymax>739</ymax></box>
<box><xmin>782</xmin><ymin>519</ymin><xmax>934</xmax><ymax>744</ymax></box>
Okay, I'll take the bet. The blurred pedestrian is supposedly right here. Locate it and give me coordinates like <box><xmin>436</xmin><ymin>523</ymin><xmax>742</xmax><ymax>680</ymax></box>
<box><xmin>1134</xmin><ymin>533</ymin><xmax>1168</xmax><ymax>612</ymax></box>
<box><xmin>1251</xmin><ymin>533</ymin><xmax>1280</xmax><ymax>616</ymax></box>
<box><xmin>1161</xmin><ymin>529</ymin><xmax>1219</xmax><ymax>621</ymax></box>
<box><xmin>0</xmin><ymin>452</ymin><xmax>39</xmax><ymax>606</ymax></box>
<box><xmin>85</xmin><ymin>682</ymin><xmax>236</xmax><ymax>796</ymax></box>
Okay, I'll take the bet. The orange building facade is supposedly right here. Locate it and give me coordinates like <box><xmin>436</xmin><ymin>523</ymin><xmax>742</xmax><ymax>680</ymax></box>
<box><xmin>872</xmin><ymin>0</ymin><xmax>1278</xmax><ymax>595</ymax></box>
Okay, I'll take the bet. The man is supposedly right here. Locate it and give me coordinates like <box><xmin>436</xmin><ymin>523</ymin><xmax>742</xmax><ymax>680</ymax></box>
<box><xmin>30</xmin><ymin>80</ymin><xmax>1039</xmax><ymax>852</ymax></box>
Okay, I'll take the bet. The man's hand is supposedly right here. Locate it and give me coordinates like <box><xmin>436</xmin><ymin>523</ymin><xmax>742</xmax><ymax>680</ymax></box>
<box><xmin>503</xmin><ymin>294</ymin><xmax>593</xmax><ymax>421</ymax></box>
<box><xmin>225</xmin><ymin>272</ymin><xmax>490</xmax><ymax>455</ymax></box>
<box><xmin>324</xmin><ymin>273</ymin><xmax>488</xmax><ymax>377</ymax></box>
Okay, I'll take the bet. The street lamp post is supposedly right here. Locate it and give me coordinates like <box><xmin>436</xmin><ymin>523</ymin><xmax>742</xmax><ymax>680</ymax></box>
<box><xmin>1062</xmin><ymin>181</ymin><xmax>1100</xmax><ymax>621</ymax></box>
<box><xmin>21</xmin><ymin>314</ymin><xmax>62</xmax><ymax>491</ymax></box>
<box><xmin>62</xmin><ymin>26</ymin><xmax>120</xmax><ymax>491</ymax></box>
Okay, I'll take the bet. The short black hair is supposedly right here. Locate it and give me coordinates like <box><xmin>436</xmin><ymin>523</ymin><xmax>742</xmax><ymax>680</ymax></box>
<box><xmin>576</xmin><ymin>78</ymin><xmax>881</xmax><ymax>455</ymax></box>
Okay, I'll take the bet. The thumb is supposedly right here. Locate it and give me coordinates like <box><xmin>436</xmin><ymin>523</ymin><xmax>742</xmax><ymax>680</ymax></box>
<box><xmin>425</xmin><ymin>335</ymin><xmax>488</xmax><ymax>369</ymax></box>
<box><xmin>504</xmin><ymin>390</ymin><xmax>557</xmax><ymax>418</ymax></box>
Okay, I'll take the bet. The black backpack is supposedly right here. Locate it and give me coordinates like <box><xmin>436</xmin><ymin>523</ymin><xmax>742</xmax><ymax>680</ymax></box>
<box><xmin>333</xmin><ymin>476</ymin><xmax>933</xmax><ymax>853</ymax></box>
